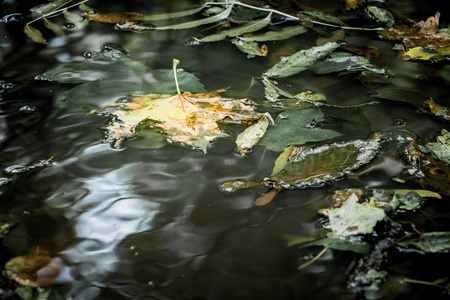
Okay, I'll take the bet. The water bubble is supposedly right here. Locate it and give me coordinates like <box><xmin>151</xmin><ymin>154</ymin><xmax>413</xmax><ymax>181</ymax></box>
<box><xmin>65</xmin><ymin>23</ymin><xmax>75</xmax><ymax>29</ymax></box>
<box><xmin>83</xmin><ymin>51</ymin><xmax>93</xmax><ymax>59</ymax></box>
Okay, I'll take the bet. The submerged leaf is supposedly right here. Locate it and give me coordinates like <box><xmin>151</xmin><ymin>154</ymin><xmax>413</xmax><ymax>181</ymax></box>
<box><xmin>83</xmin><ymin>12</ymin><xmax>145</xmax><ymax>23</ymax></box>
<box><xmin>269</xmin><ymin>134</ymin><xmax>381</xmax><ymax>188</ymax></box>
<box><xmin>367</xmin><ymin>6</ymin><xmax>394</xmax><ymax>27</ymax></box>
<box><xmin>396</xmin><ymin>232</ymin><xmax>450</xmax><ymax>253</ymax></box>
<box><xmin>43</xmin><ymin>17</ymin><xmax>65</xmax><ymax>37</ymax></box>
<box><xmin>221</xmin><ymin>180</ymin><xmax>262</xmax><ymax>192</ymax></box>
<box><xmin>24</xmin><ymin>25</ymin><xmax>47</xmax><ymax>44</ymax></box>
<box><xmin>236</xmin><ymin>114</ymin><xmax>270</xmax><ymax>155</ymax></box>
<box><xmin>254</xmin><ymin>186</ymin><xmax>282</xmax><ymax>206</ymax></box>
<box><xmin>260</xmin><ymin>108</ymin><xmax>342</xmax><ymax>152</ymax></box>
<box><xmin>323</xmin><ymin>193</ymin><xmax>385</xmax><ymax>236</ymax></box>
<box><xmin>264</xmin><ymin>42</ymin><xmax>341</xmax><ymax>78</ymax></box>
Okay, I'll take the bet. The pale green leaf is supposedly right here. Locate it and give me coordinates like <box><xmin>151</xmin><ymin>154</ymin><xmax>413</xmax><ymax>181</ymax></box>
<box><xmin>43</xmin><ymin>17</ymin><xmax>65</xmax><ymax>37</ymax></box>
<box><xmin>264</xmin><ymin>42</ymin><xmax>341</xmax><ymax>78</ymax></box>
<box><xmin>198</xmin><ymin>12</ymin><xmax>272</xmax><ymax>42</ymax></box>
<box><xmin>24</xmin><ymin>25</ymin><xmax>47</xmax><ymax>44</ymax></box>
<box><xmin>79</xmin><ymin>3</ymin><xmax>94</xmax><ymax>13</ymax></box>
<box><xmin>419</xmin><ymin>129</ymin><xmax>450</xmax><ymax>164</ymax></box>
<box><xmin>260</xmin><ymin>108</ymin><xmax>342</xmax><ymax>152</ymax></box>
<box><xmin>300</xmin><ymin>236</ymin><xmax>371</xmax><ymax>254</ymax></box>
<box><xmin>301</xmin><ymin>11</ymin><xmax>347</xmax><ymax>26</ymax></box>
<box><xmin>271</xmin><ymin>146</ymin><xmax>293</xmax><ymax>176</ymax></box>
<box><xmin>323</xmin><ymin>193</ymin><xmax>385</xmax><ymax>236</ymax></box>
<box><xmin>31</xmin><ymin>0</ymin><xmax>68</xmax><ymax>20</ymax></box>
<box><xmin>63</xmin><ymin>10</ymin><xmax>83</xmax><ymax>23</ymax></box>
<box><xmin>310</xmin><ymin>55</ymin><xmax>385</xmax><ymax>74</ymax></box>
<box><xmin>396</xmin><ymin>232</ymin><xmax>450</xmax><ymax>253</ymax></box>
<box><xmin>367</xmin><ymin>6</ymin><xmax>394</xmax><ymax>27</ymax></box>
<box><xmin>233</xmin><ymin>39</ymin><xmax>266</xmax><ymax>58</ymax></box>
<box><xmin>154</xmin><ymin>5</ymin><xmax>233</xmax><ymax>30</ymax></box>
<box><xmin>236</xmin><ymin>115</ymin><xmax>269</xmax><ymax>155</ymax></box>
<box><xmin>240</xmin><ymin>25</ymin><xmax>308</xmax><ymax>42</ymax></box>
<box><xmin>394</xmin><ymin>189</ymin><xmax>441</xmax><ymax>199</ymax></box>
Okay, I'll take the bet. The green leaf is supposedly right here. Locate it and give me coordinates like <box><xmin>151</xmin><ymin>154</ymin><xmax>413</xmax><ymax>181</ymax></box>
<box><xmin>197</xmin><ymin>12</ymin><xmax>272</xmax><ymax>42</ymax></box>
<box><xmin>260</xmin><ymin>108</ymin><xmax>342</xmax><ymax>152</ymax></box>
<box><xmin>240</xmin><ymin>25</ymin><xmax>308</xmax><ymax>42</ymax></box>
<box><xmin>24</xmin><ymin>25</ymin><xmax>47</xmax><ymax>44</ymax></box>
<box><xmin>396</xmin><ymin>232</ymin><xmax>450</xmax><ymax>253</ymax></box>
<box><xmin>269</xmin><ymin>135</ymin><xmax>382</xmax><ymax>187</ymax></box>
<box><xmin>264</xmin><ymin>42</ymin><xmax>341</xmax><ymax>78</ymax></box>
<box><xmin>233</xmin><ymin>39</ymin><xmax>266</xmax><ymax>58</ymax></box>
<box><xmin>271</xmin><ymin>146</ymin><xmax>293</xmax><ymax>176</ymax></box>
<box><xmin>154</xmin><ymin>5</ymin><xmax>233</xmax><ymax>30</ymax></box>
<box><xmin>43</xmin><ymin>17</ymin><xmax>65</xmax><ymax>37</ymax></box>
<box><xmin>14</xmin><ymin>287</ymin><xmax>33</xmax><ymax>300</ymax></box>
<box><xmin>63</xmin><ymin>10</ymin><xmax>89</xmax><ymax>28</ymax></box>
<box><xmin>236</xmin><ymin>114</ymin><xmax>270</xmax><ymax>155</ymax></box>
<box><xmin>31</xmin><ymin>0</ymin><xmax>68</xmax><ymax>20</ymax></box>
<box><xmin>323</xmin><ymin>193</ymin><xmax>385</xmax><ymax>236</ymax></box>
<box><xmin>79</xmin><ymin>2</ymin><xmax>94</xmax><ymax>13</ymax></box>
<box><xmin>310</xmin><ymin>55</ymin><xmax>385</xmax><ymax>74</ymax></box>
<box><xmin>143</xmin><ymin>5</ymin><xmax>206</xmax><ymax>21</ymax></box>
<box><xmin>419</xmin><ymin>129</ymin><xmax>450</xmax><ymax>164</ymax></box>
<box><xmin>301</xmin><ymin>11</ymin><xmax>347</xmax><ymax>26</ymax></box>
<box><xmin>300</xmin><ymin>236</ymin><xmax>371</xmax><ymax>254</ymax></box>
<box><xmin>367</xmin><ymin>6</ymin><xmax>394</xmax><ymax>27</ymax></box>
<box><xmin>394</xmin><ymin>189</ymin><xmax>442</xmax><ymax>199</ymax></box>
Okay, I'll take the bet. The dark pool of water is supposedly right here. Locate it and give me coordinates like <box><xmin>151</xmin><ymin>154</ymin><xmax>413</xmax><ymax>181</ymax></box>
<box><xmin>1</xmin><ymin>0</ymin><xmax>449</xmax><ymax>299</ymax></box>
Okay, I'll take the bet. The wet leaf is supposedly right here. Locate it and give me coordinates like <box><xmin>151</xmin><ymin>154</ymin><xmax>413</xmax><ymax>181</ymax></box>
<box><xmin>220</xmin><ymin>180</ymin><xmax>262</xmax><ymax>192</ymax></box>
<box><xmin>79</xmin><ymin>3</ymin><xmax>94</xmax><ymax>13</ymax></box>
<box><xmin>260</xmin><ymin>108</ymin><xmax>342</xmax><ymax>152</ymax></box>
<box><xmin>300</xmin><ymin>236</ymin><xmax>371</xmax><ymax>254</ymax></box>
<box><xmin>419</xmin><ymin>129</ymin><xmax>450</xmax><ymax>164</ymax></box>
<box><xmin>43</xmin><ymin>17</ymin><xmax>65</xmax><ymax>37</ymax></box>
<box><xmin>367</xmin><ymin>6</ymin><xmax>394</xmax><ymax>27</ymax></box>
<box><xmin>396</xmin><ymin>232</ymin><xmax>450</xmax><ymax>253</ymax></box>
<box><xmin>197</xmin><ymin>12</ymin><xmax>272</xmax><ymax>42</ymax></box>
<box><xmin>254</xmin><ymin>186</ymin><xmax>282</xmax><ymax>206</ymax></box>
<box><xmin>233</xmin><ymin>39</ymin><xmax>266</xmax><ymax>58</ymax></box>
<box><xmin>93</xmin><ymin>90</ymin><xmax>262</xmax><ymax>152</ymax></box>
<box><xmin>236</xmin><ymin>114</ymin><xmax>270</xmax><ymax>155</ymax></box>
<box><xmin>239</xmin><ymin>25</ymin><xmax>308</xmax><ymax>42</ymax></box>
<box><xmin>323</xmin><ymin>193</ymin><xmax>385</xmax><ymax>236</ymax></box>
<box><xmin>83</xmin><ymin>12</ymin><xmax>145</xmax><ymax>23</ymax></box>
<box><xmin>301</xmin><ymin>11</ymin><xmax>347</xmax><ymax>26</ymax></box>
<box><xmin>310</xmin><ymin>55</ymin><xmax>385</xmax><ymax>74</ymax></box>
<box><xmin>5</xmin><ymin>157</ymin><xmax>54</xmax><ymax>175</ymax></box>
<box><xmin>424</xmin><ymin>98</ymin><xmax>450</xmax><ymax>120</ymax></box>
<box><xmin>6</xmin><ymin>254</ymin><xmax>61</xmax><ymax>287</ymax></box>
<box><xmin>264</xmin><ymin>42</ymin><xmax>341</xmax><ymax>78</ymax></box>
<box><xmin>403</xmin><ymin>46</ymin><xmax>450</xmax><ymax>61</ymax></box>
<box><xmin>269</xmin><ymin>135</ymin><xmax>382</xmax><ymax>188</ymax></box>
<box><xmin>271</xmin><ymin>146</ymin><xmax>294</xmax><ymax>176</ymax></box>
<box><xmin>24</xmin><ymin>25</ymin><xmax>47</xmax><ymax>44</ymax></box>
<box><xmin>31</xmin><ymin>0</ymin><xmax>67</xmax><ymax>20</ymax></box>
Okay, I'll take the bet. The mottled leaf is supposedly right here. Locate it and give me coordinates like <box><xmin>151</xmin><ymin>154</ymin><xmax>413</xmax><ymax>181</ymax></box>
<box><xmin>419</xmin><ymin>129</ymin><xmax>450</xmax><ymax>164</ymax></box>
<box><xmin>396</xmin><ymin>232</ymin><xmax>450</xmax><ymax>253</ymax></box>
<box><xmin>264</xmin><ymin>42</ymin><xmax>341</xmax><ymax>78</ymax></box>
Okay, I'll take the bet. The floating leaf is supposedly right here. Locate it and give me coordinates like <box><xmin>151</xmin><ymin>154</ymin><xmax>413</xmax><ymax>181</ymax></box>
<box><xmin>79</xmin><ymin>3</ymin><xmax>94</xmax><ymax>13</ymax></box>
<box><xmin>269</xmin><ymin>135</ymin><xmax>381</xmax><ymax>188</ymax></box>
<box><xmin>301</xmin><ymin>11</ymin><xmax>347</xmax><ymax>26</ymax></box>
<box><xmin>264</xmin><ymin>42</ymin><xmax>341</xmax><ymax>78</ymax></box>
<box><xmin>43</xmin><ymin>17</ymin><xmax>65</xmax><ymax>37</ymax></box>
<box><xmin>310</xmin><ymin>55</ymin><xmax>385</xmax><ymax>74</ymax></box>
<box><xmin>24</xmin><ymin>25</ymin><xmax>47</xmax><ymax>44</ymax></box>
<box><xmin>424</xmin><ymin>98</ymin><xmax>450</xmax><ymax>120</ymax></box>
<box><xmin>323</xmin><ymin>193</ymin><xmax>385</xmax><ymax>236</ymax></box>
<box><xmin>240</xmin><ymin>25</ymin><xmax>308</xmax><ymax>42</ymax></box>
<box><xmin>221</xmin><ymin>180</ymin><xmax>262</xmax><ymax>192</ymax></box>
<box><xmin>403</xmin><ymin>46</ymin><xmax>450</xmax><ymax>61</ymax></box>
<box><xmin>254</xmin><ymin>186</ymin><xmax>282</xmax><ymax>206</ymax></box>
<box><xmin>233</xmin><ymin>39</ymin><xmax>266</xmax><ymax>58</ymax></box>
<box><xmin>236</xmin><ymin>114</ymin><xmax>270</xmax><ymax>155</ymax></box>
<box><xmin>260</xmin><ymin>108</ymin><xmax>342</xmax><ymax>152</ymax></box>
<box><xmin>367</xmin><ymin>6</ymin><xmax>394</xmax><ymax>27</ymax></box>
<box><xmin>154</xmin><ymin>5</ymin><xmax>233</xmax><ymax>30</ymax></box>
<box><xmin>271</xmin><ymin>146</ymin><xmax>294</xmax><ymax>176</ymax></box>
<box><xmin>300</xmin><ymin>236</ymin><xmax>371</xmax><ymax>254</ymax></box>
<box><xmin>31</xmin><ymin>0</ymin><xmax>67</xmax><ymax>20</ymax></box>
<box><xmin>198</xmin><ymin>12</ymin><xmax>272</xmax><ymax>42</ymax></box>
<box><xmin>6</xmin><ymin>254</ymin><xmax>61</xmax><ymax>287</ymax></box>
<box><xmin>419</xmin><ymin>129</ymin><xmax>450</xmax><ymax>164</ymax></box>
<box><xmin>396</xmin><ymin>232</ymin><xmax>450</xmax><ymax>253</ymax></box>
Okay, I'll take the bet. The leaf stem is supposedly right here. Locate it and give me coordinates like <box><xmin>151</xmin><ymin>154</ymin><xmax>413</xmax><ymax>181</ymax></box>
<box><xmin>298</xmin><ymin>246</ymin><xmax>329</xmax><ymax>270</ymax></box>
<box><xmin>204</xmin><ymin>1</ymin><xmax>383</xmax><ymax>31</ymax></box>
<box><xmin>26</xmin><ymin>0</ymin><xmax>90</xmax><ymax>26</ymax></box>
<box><xmin>403</xmin><ymin>278</ymin><xmax>450</xmax><ymax>291</ymax></box>
<box><xmin>173</xmin><ymin>59</ymin><xmax>181</xmax><ymax>95</ymax></box>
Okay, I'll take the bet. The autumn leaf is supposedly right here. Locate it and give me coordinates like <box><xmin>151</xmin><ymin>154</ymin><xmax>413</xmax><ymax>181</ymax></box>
<box><xmin>83</xmin><ymin>12</ymin><xmax>145</xmax><ymax>23</ymax></box>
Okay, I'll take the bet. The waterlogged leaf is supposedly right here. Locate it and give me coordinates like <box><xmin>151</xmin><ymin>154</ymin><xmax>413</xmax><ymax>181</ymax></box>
<box><xmin>424</xmin><ymin>98</ymin><xmax>450</xmax><ymax>120</ymax></box>
<box><xmin>301</xmin><ymin>11</ymin><xmax>347</xmax><ymax>26</ymax></box>
<box><xmin>93</xmin><ymin>90</ymin><xmax>262</xmax><ymax>152</ymax></box>
<box><xmin>419</xmin><ymin>129</ymin><xmax>450</xmax><ymax>164</ymax></box>
<box><xmin>83</xmin><ymin>12</ymin><xmax>145</xmax><ymax>23</ymax></box>
<box><xmin>403</xmin><ymin>46</ymin><xmax>450</xmax><ymax>61</ymax></box>
<box><xmin>6</xmin><ymin>254</ymin><xmax>61</xmax><ymax>287</ymax></box>
<box><xmin>240</xmin><ymin>25</ymin><xmax>308</xmax><ymax>42</ymax></box>
<box><xmin>300</xmin><ymin>236</ymin><xmax>371</xmax><ymax>254</ymax></box>
<box><xmin>236</xmin><ymin>114</ymin><xmax>270</xmax><ymax>155</ymax></box>
<box><xmin>323</xmin><ymin>193</ymin><xmax>385</xmax><ymax>236</ymax></box>
<box><xmin>260</xmin><ymin>108</ymin><xmax>342</xmax><ymax>152</ymax></box>
<box><xmin>311</xmin><ymin>55</ymin><xmax>385</xmax><ymax>74</ymax></box>
<box><xmin>24</xmin><ymin>25</ymin><xmax>47</xmax><ymax>44</ymax></box>
<box><xmin>271</xmin><ymin>146</ymin><xmax>294</xmax><ymax>176</ymax></box>
<box><xmin>396</xmin><ymin>232</ymin><xmax>450</xmax><ymax>253</ymax></box>
<box><xmin>264</xmin><ymin>42</ymin><xmax>341</xmax><ymax>78</ymax></box>
<box><xmin>233</xmin><ymin>39</ymin><xmax>266</xmax><ymax>58</ymax></box>
<box><xmin>31</xmin><ymin>0</ymin><xmax>67</xmax><ymax>20</ymax></box>
<box><xmin>367</xmin><ymin>6</ymin><xmax>394</xmax><ymax>27</ymax></box>
<box><xmin>254</xmin><ymin>186</ymin><xmax>282</xmax><ymax>206</ymax></box>
<box><xmin>198</xmin><ymin>12</ymin><xmax>272</xmax><ymax>42</ymax></box>
<box><xmin>269</xmin><ymin>135</ymin><xmax>382</xmax><ymax>188</ymax></box>
<box><xmin>154</xmin><ymin>5</ymin><xmax>233</xmax><ymax>30</ymax></box>
<box><xmin>221</xmin><ymin>180</ymin><xmax>262</xmax><ymax>192</ymax></box>
<box><xmin>43</xmin><ymin>17</ymin><xmax>65</xmax><ymax>37</ymax></box>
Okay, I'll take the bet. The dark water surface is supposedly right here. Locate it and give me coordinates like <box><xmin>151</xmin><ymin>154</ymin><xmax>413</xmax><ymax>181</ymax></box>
<box><xmin>1</xmin><ymin>0</ymin><xmax>450</xmax><ymax>299</ymax></box>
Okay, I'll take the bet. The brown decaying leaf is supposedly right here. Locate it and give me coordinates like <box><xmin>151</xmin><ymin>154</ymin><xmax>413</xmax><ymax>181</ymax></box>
<box><xmin>296</xmin><ymin>13</ymin><xmax>313</xmax><ymax>28</ymax></box>
<box><xmin>345</xmin><ymin>46</ymin><xmax>379</xmax><ymax>58</ymax></box>
<box><xmin>424</xmin><ymin>98</ymin><xmax>450</xmax><ymax>120</ymax></box>
<box><xmin>379</xmin><ymin>12</ymin><xmax>450</xmax><ymax>49</ymax></box>
<box><xmin>255</xmin><ymin>186</ymin><xmax>282</xmax><ymax>206</ymax></box>
<box><xmin>83</xmin><ymin>12</ymin><xmax>144</xmax><ymax>23</ymax></box>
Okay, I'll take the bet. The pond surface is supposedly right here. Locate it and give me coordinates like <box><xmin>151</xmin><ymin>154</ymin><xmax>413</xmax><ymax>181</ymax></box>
<box><xmin>1</xmin><ymin>0</ymin><xmax>449</xmax><ymax>299</ymax></box>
